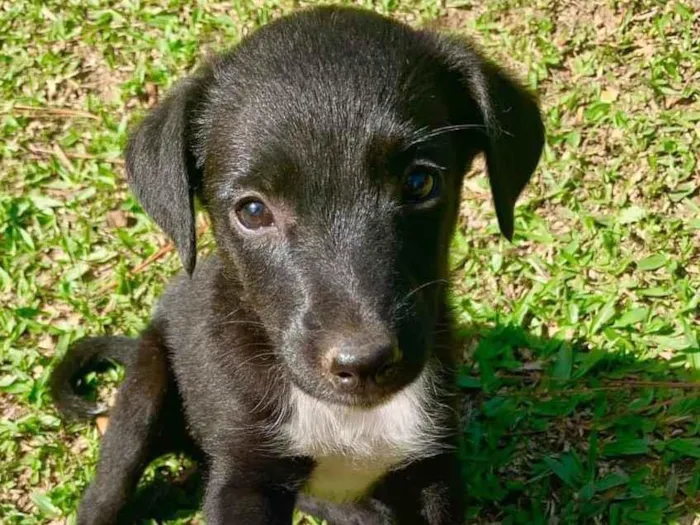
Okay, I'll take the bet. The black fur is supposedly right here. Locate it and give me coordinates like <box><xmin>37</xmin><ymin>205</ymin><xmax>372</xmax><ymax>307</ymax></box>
<box><xmin>51</xmin><ymin>6</ymin><xmax>544</xmax><ymax>524</ymax></box>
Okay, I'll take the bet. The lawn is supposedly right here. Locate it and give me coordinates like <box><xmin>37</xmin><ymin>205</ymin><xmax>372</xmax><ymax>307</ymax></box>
<box><xmin>1</xmin><ymin>0</ymin><xmax>698</xmax><ymax>523</ymax></box>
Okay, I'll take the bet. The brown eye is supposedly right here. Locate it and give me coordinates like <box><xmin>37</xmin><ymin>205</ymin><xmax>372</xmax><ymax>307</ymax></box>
<box><xmin>235</xmin><ymin>200</ymin><xmax>275</xmax><ymax>230</ymax></box>
<box><xmin>402</xmin><ymin>168</ymin><xmax>439</xmax><ymax>203</ymax></box>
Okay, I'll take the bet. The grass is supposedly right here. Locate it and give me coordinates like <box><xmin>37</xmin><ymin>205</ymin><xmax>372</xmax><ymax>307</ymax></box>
<box><xmin>0</xmin><ymin>0</ymin><xmax>698</xmax><ymax>523</ymax></box>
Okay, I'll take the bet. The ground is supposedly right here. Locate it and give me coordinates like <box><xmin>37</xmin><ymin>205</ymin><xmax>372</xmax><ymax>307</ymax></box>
<box><xmin>0</xmin><ymin>0</ymin><xmax>698</xmax><ymax>523</ymax></box>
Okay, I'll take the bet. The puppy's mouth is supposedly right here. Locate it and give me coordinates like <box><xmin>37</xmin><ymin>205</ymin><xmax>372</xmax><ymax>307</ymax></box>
<box><xmin>289</xmin><ymin>350</ymin><xmax>425</xmax><ymax>409</ymax></box>
<box><xmin>322</xmin><ymin>379</ymin><xmax>421</xmax><ymax>409</ymax></box>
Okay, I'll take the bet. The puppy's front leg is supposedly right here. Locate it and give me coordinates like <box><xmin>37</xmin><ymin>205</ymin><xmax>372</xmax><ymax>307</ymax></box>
<box><xmin>77</xmin><ymin>328</ymin><xmax>173</xmax><ymax>525</ymax></box>
<box><xmin>296</xmin><ymin>494</ymin><xmax>395</xmax><ymax>525</ymax></box>
<box><xmin>204</xmin><ymin>456</ymin><xmax>310</xmax><ymax>525</ymax></box>
<box><xmin>378</xmin><ymin>451</ymin><xmax>465</xmax><ymax>525</ymax></box>
<box><xmin>204</xmin><ymin>482</ymin><xmax>295</xmax><ymax>525</ymax></box>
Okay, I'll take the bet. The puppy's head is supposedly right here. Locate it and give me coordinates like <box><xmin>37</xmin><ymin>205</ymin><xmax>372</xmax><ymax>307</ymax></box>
<box><xmin>126</xmin><ymin>7</ymin><xmax>544</xmax><ymax>407</ymax></box>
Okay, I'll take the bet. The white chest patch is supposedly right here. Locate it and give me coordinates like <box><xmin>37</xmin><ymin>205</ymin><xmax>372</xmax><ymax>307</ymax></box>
<box><xmin>282</xmin><ymin>368</ymin><xmax>448</xmax><ymax>502</ymax></box>
<box><xmin>303</xmin><ymin>455</ymin><xmax>392</xmax><ymax>502</ymax></box>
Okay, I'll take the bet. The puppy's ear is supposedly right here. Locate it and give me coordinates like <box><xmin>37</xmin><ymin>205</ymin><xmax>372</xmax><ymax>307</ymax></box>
<box><xmin>125</xmin><ymin>74</ymin><xmax>208</xmax><ymax>274</ymax></box>
<box><xmin>432</xmin><ymin>35</ymin><xmax>545</xmax><ymax>240</ymax></box>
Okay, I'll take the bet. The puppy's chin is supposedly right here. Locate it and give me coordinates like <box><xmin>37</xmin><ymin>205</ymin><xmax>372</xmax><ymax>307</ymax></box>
<box><xmin>286</xmin><ymin>364</ymin><xmax>424</xmax><ymax>410</ymax></box>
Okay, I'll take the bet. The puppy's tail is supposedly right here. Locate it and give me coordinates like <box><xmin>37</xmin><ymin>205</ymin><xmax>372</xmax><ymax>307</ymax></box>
<box><xmin>49</xmin><ymin>336</ymin><xmax>139</xmax><ymax>421</ymax></box>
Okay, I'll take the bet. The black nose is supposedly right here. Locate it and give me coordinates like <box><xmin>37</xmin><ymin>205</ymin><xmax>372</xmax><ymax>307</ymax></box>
<box><xmin>326</xmin><ymin>334</ymin><xmax>402</xmax><ymax>391</ymax></box>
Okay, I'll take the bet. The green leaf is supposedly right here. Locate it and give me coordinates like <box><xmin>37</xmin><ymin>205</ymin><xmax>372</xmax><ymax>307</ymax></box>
<box><xmin>490</xmin><ymin>252</ymin><xmax>503</xmax><ymax>272</ymax></box>
<box><xmin>64</xmin><ymin>262</ymin><xmax>91</xmax><ymax>282</ymax></box>
<box><xmin>533</xmin><ymin>397</ymin><xmax>581</xmax><ymax>417</ymax></box>
<box><xmin>30</xmin><ymin>491</ymin><xmax>60</xmax><ymax>517</ymax></box>
<box><xmin>572</xmin><ymin>349</ymin><xmax>607</xmax><ymax>380</ymax></box>
<box><xmin>552</xmin><ymin>343</ymin><xmax>573</xmax><ymax>380</ymax></box>
<box><xmin>628</xmin><ymin>510</ymin><xmax>664</xmax><ymax>522</ymax></box>
<box><xmin>543</xmin><ymin>452</ymin><xmax>583</xmax><ymax>488</ymax></box>
<box><xmin>595</xmin><ymin>471</ymin><xmax>630</xmax><ymax>492</ymax></box>
<box><xmin>29</xmin><ymin>195</ymin><xmax>63</xmax><ymax>210</ymax></box>
<box><xmin>449</xmin><ymin>230</ymin><xmax>469</xmax><ymax>269</ymax></box>
<box><xmin>0</xmin><ymin>375</ymin><xmax>16</xmax><ymax>388</ymax></box>
<box><xmin>614</xmin><ymin>307</ymin><xmax>648</xmax><ymax>327</ymax></box>
<box><xmin>585</xmin><ymin>101</ymin><xmax>611</xmax><ymax>122</ymax></box>
<box><xmin>652</xmin><ymin>335</ymin><xmax>692</xmax><ymax>351</ymax></box>
<box><xmin>680</xmin><ymin>318</ymin><xmax>699</xmax><ymax>348</ymax></box>
<box><xmin>667</xmin><ymin>438</ymin><xmax>700</xmax><ymax>459</ymax></box>
<box><xmin>18</xmin><ymin>227</ymin><xmax>35</xmax><ymax>249</ymax></box>
<box><xmin>590</xmin><ymin>298</ymin><xmax>616</xmax><ymax>334</ymax></box>
<box><xmin>609</xmin><ymin>504</ymin><xmax>621</xmax><ymax>525</ymax></box>
<box><xmin>636</xmin><ymin>254</ymin><xmax>667</xmax><ymax>271</ymax></box>
<box><xmin>618</xmin><ymin>206</ymin><xmax>646</xmax><ymax>224</ymax></box>
<box><xmin>602</xmin><ymin>439</ymin><xmax>649</xmax><ymax>457</ymax></box>
<box><xmin>458</xmin><ymin>375</ymin><xmax>481</xmax><ymax>389</ymax></box>
<box><xmin>637</xmin><ymin>287</ymin><xmax>672</xmax><ymax>297</ymax></box>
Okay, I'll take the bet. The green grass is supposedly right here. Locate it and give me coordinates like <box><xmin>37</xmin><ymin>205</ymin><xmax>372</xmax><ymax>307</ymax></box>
<box><xmin>1</xmin><ymin>0</ymin><xmax>698</xmax><ymax>523</ymax></box>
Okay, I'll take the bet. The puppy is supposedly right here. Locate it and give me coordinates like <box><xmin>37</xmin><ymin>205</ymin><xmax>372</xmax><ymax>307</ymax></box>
<box><xmin>50</xmin><ymin>6</ymin><xmax>544</xmax><ymax>524</ymax></box>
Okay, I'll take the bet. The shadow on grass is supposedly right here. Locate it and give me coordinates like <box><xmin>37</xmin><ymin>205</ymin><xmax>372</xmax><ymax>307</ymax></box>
<box><xmin>125</xmin><ymin>458</ymin><xmax>203</xmax><ymax>523</ymax></box>
<box><xmin>103</xmin><ymin>323</ymin><xmax>699</xmax><ymax>524</ymax></box>
<box><xmin>458</xmin><ymin>323</ymin><xmax>700</xmax><ymax>524</ymax></box>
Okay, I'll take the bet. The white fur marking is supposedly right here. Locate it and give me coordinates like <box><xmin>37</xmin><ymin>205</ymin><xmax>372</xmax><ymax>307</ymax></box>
<box><xmin>304</xmin><ymin>456</ymin><xmax>390</xmax><ymax>502</ymax></box>
<box><xmin>283</xmin><ymin>368</ymin><xmax>448</xmax><ymax>502</ymax></box>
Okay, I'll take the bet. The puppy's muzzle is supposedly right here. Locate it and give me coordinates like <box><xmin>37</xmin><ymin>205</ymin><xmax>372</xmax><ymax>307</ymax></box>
<box><xmin>323</xmin><ymin>332</ymin><xmax>402</xmax><ymax>393</ymax></box>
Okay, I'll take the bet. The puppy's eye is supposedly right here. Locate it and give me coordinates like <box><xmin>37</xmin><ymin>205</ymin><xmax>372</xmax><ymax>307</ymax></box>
<box><xmin>402</xmin><ymin>167</ymin><xmax>439</xmax><ymax>203</ymax></box>
<box><xmin>235</xmin><ymin>200</ymin><xmax>275</xmax><ymax>230</ymax></box>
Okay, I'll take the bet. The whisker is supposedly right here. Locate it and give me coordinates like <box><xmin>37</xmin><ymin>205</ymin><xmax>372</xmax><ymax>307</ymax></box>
<box><xmin>221</xmin><ymin>307</ymin><xmax>242</xmax><ymax>321</ymax></box>
<box><xmin>401</xmin><ymin>279</ymin><xmax>449</xmax><ymax>304</ymax></box>
<box><xmin>250</xmin><ymin>364</ymin><xmax>286</xmax><ymax>414</ymax></box>
<box><xmin>404</xmin><ymin>123</ymin><xmax>492</xmax><ymax>150</ymax></box>
<box><xmin>220</xmin><ymin>349</ymin><xmax>279</xmax><ymax>374</ymax></box>
<box><xmin>427</xmin><ymin>329</ymin><xmax>453</xmax><ymax>335</ymax></box>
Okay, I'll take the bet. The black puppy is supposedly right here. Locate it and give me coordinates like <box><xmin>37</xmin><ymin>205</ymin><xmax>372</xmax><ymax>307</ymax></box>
<box><xmin>51</xmin><ymin>6</ymin><xmax>544</xmax><ymax>524</ymax></box>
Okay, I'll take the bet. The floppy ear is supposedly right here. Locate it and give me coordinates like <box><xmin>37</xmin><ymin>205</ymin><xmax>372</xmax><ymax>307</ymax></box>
<box><xmin>431</xmin><ymin>34</ymin><xmax>545</xmax><ymax>240</ymax></box>
<box><xmin>125</xmin><ymin>74</ymin><xmax>209</xmax><ymax>274</ymax></box>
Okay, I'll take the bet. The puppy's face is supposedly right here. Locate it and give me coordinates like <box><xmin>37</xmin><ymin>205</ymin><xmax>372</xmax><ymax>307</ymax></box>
<box><xmin>126</xmin><ymin>7</ymin><xmax>544</xmax><ymax>407</ymax></box>
<box><xmin>206</xmin><ymin>79</ymin><xmax>466</xmax><ymax>406</ymax></box>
